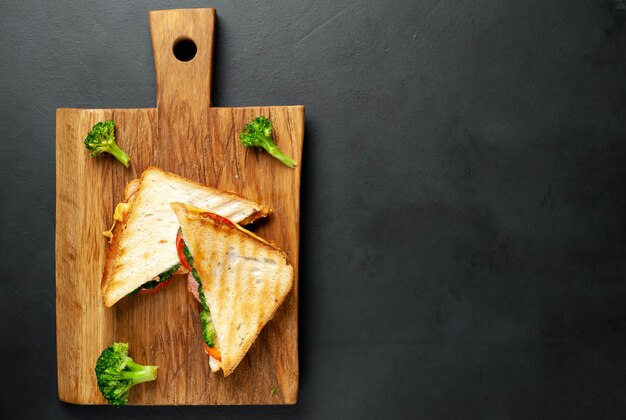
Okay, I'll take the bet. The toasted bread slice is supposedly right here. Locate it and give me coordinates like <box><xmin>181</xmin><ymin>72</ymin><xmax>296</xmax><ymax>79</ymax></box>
<box><xmin>101</xmin><ymin>167</ymin><xmax>270</xmax><ymax>307</ymax></box>
<box><xmin>171</xmin><ymin>202</ymin><xmax>293</xmax><ymax>377</ymax></box>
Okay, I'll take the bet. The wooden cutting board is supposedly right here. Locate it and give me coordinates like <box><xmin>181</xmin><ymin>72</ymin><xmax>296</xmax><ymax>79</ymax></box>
<box><xmin>55</xmin><ymin>8</ymin><xmax>303</xmax><ymax>405</ymax></box>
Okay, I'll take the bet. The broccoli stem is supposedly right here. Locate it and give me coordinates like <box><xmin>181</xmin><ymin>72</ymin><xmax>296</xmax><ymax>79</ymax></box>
<box><xmin>261</xmin><ymin>136</ymin><xmax>296</xmax><ymax>168</ymax></box>
<box><xmin>108</xmin><ymin>142</ymin><xmax>131</xmax><ymax>168</ymax></box>
<box><xmin>120</xmin><ymin>368</ymin><xmax>158</xmax><ymax>384</ymax></box>
<box><xmin>121</xmin><ymin>361</ymin><xmax>158</xmax><ymax>384</ymax></box>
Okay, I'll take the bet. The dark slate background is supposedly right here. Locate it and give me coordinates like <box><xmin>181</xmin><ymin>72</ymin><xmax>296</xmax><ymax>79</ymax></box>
<box><xmin>2</xmin><ymin>0</ymin><xmax>626</xmax><ymax>418</ymax></box>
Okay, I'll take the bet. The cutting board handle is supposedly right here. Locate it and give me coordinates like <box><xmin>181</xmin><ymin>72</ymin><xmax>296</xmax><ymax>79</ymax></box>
<box><xmin>149</xmin><ymin>8</ymin><xmax>215</xmax><ymax>148</ymax></box>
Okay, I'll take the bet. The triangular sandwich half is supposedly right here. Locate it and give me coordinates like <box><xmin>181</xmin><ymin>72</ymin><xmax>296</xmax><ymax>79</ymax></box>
<box><xmin>101</xmin><ymin>167</ymin><xmax>270</xmax><ymax>307</ymax></box>
<box><xmin>171</xmin><ymin>202</ymin><xmax>293</xmax><ymax>377</ymax></box>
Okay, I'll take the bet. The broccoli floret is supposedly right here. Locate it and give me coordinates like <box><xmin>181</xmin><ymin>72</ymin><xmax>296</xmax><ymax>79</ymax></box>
<box><xmin>239</xmin><ymin>116</ymin><xmax>296</xmax><ymax>168</ymax></box>
<box><xmin>95</xmin><ymin>342</ymin><xmax>158</xmax><ymax>407</ymax></box>
<box><xmin>84</xmin><ymin>120</ymin><xmax>131</xmax><ymax>168</ymax></box>
<box><xmin>200</xmin><ymin>309</ymin><xmax>217</xmax><ymax>347</ymax></box>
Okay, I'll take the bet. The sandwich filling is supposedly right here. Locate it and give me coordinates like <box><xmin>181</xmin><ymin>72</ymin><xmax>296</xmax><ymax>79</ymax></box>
<box><xmin>128</xmin><ymin>263</ymin><xmax>181</xmax><ymax>295</ymax></box>
<box><xmin>103</xmin><ymin>202</ymin><xmax>130</xmax><ymax>243</ymax></box>
<box><xmin>176</xmin><ymin>228</ymin><xmax>221</xmax><ymax>363</ymax></box>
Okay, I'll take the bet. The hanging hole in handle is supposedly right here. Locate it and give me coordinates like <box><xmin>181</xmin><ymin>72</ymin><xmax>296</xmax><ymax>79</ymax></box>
<box><xmin>173</xmin><ymin>37</ymin><xmax>197</xmax><ymax>62</ymax></box>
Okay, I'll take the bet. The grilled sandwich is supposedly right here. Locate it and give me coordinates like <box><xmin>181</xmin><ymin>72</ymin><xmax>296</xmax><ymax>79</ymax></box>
<box><xmin>101</xmin><ymin>167</ymin><xmax>270</xmax><ymax>307</ymax></box>
<box><xmin>171</xmin><ymin>202</ymin><xmax>293</xmax><ymax>376</ymax></box>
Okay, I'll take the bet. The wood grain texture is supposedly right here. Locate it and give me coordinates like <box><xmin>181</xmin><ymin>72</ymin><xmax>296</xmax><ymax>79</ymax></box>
<box><xmin>55</xmin><ymin>8</ymin><xmax>303</xmax><ymax>405</ymax></box>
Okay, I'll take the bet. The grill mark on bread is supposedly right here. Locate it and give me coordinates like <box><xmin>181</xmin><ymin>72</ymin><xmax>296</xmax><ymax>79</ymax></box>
<box><xmin>221</xmin><ymin>240</ymin><xmax>238</xmax><ymax>359</ymax></box>
<box><xmin>210</xmin><ymin>237</ymin><xmax>225</xmax><ymax>325</ymax></box>
<box><xmin>271</xmin><ymin>249</ymin><xmax>281</xmax><ymax>306</ymax></box>
<box><xmin>233</xmin><ymin>240</ymin><xmax>248</xmax><ymax>355</ymax></box>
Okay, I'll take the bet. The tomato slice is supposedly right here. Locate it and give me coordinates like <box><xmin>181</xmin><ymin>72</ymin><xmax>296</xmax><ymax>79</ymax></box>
<box><xmin>200</xmin><ymin>211</ymin><xmax>236</xmax><ymax>228</ymax></box>
<box><xmin>176</xmin><ymin>229</ymin><xmax>194</xmax><ymax>271</ymax></box>
<box><xmin>203</xmin><ymin>341</ymin><xmax>222</xmax><ymax>361</ymax></box>
<box><xmin>139</xmin><ymin>276</ymin><xmax>173</xmax><ymax>294</ymax></box>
